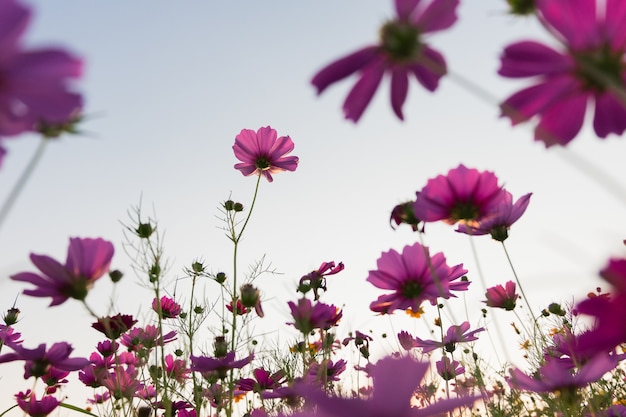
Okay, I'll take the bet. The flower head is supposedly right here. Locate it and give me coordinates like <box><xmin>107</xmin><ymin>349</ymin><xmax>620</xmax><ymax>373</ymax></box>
<box><xmin>413</xmin><ymin>164</ymin><xmax>506</xmax><ymax>226</ymax></box>
<box><xmin>233</xmin><ymin>126</ymin><xmax>298</xmax><ymax>182</ymax></box>
<box><xmin>299</xmin><ymin>261</ymin><xmax>345</xmax><ymax>300</ymax></box>
<box><xmin>0</xmin><ymin>0</ymin><xmax>83</xmax><ymax>139</ymax></box>
<box><xmin>190</xmin><ymin>351</ymin><xmax>254</xmax><ymax>380</ymax></box>
<box><xmin>414</xmin><ymin>321</ymin><xmax>484</xmax><ymax>353</ymax></box>
<box><xmin>456</xmin><ymin>192</ymin><xmax>532</xmax><ymax>241</ymax></box>
<box><xmin>484</xmin><ymin>281</ymin><xmax>519</xmax><ymax>310</ymax></box>
<box><xmin>295</xmin><ymin>355</ymin><xmax>479</xmax><ymax>417</ymax></box>
<box><xmin>11</xmin><ymin>237</ymin><xmax>114</xmax><ymax>307</ymax></box>
<box><xmin>312</xmin><ymin>0</ymin><xmax>460</xmax><ymax>122</ymax></box>
<box><xmin>499</xmin><ymin>0</ymin><xmax>626</xmax><ymax>146</ymax></box>
<box><xmin>287</xmin><ymin>298</ymin><xmax>343</xmax><ymax>334</ymax></box>
<box><xmin>152</xmin><ymin>296</ymin><xmax>181</xmax><ymax>319</ymax></box>
<box><xmin>15</xmin><ymin>391</ymin><xmax>60</xmax><ymax>417</ymax></box>
<box><xmin>0</xmin><ymin>341</ymin><xmax>89</xmax><ymax>379</ymax></box>
<box><xmin>436</xmin><ymin>356</ymin><xmax>465</xmax><ymax>381</ymax></box>
<box><xmin>92</xmin><ymin>314</ymin><xmax>137</xmax><ymax>340</ymax></box>
<box><xmin>367</xmin><ymin>242</ymin><xmax>469</xmax><ymax>314</ymax></box>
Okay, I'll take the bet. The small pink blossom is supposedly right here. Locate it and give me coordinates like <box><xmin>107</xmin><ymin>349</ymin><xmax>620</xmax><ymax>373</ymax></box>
<box><xmin>312</xmin><ymin>0</ymin><xmax>460</xmax><ymax>122</ymax></box>
<box><xmin>152</xmin><ymin>296</ymin><xmax>182</xmax><ymax>319</ymax></box>
<box><xmin>413</xmin><ymin>164</ymin><xmax>506</xmax><ymax>226</ymax></box>
<box><xmin>190</xmin><ymin>351</ymin><xmax>254</xmax><ymax>380</ymax></box>
<box><xmin>287</xmin><ymin>298</ymin><xmax>343</xmax><ymax>334</ymax></box>
<box><xmin>498</xmin><ymin>0</ymin><xmax>626</xmax><ymax>146</ymax></box>
<box><xmin>11</xmin><ymin>237</ymin><xmax>114</xmax><ymax>307</ymax></box>
<box><xmin>299</xmin><ymin>261</ymin><xmax>345</xmax><ymax>300</ymax></box>
<box><xmin>233</xmin><ymin>126</ymin><xmax>298</xmax><ymax>182</ymax></box>
<box><xmin>436</xmin><ymin>356</ymin><xmax>465</xmax><ymax>381</ymax></box>
<box><xmin>414</xmin><ymin>321</ymin><xmax>484</xmax><ymax>353</ymax></box>
<box><xmin>367</xmin><ymin>242</ymin><xmax>469</xmax><ymax>314</ymax></box>
<box><xmin>484</xmin><ymin>281</ymin><xmax>519</xmax><ymax>311</ymax></box>
<box><xmin>165</xmin><ymin>354</ymin><xmax>189</xmax><ymax>384</ymax></box>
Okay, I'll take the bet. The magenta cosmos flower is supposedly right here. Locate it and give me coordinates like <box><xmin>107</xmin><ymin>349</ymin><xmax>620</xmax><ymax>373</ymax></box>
<box><xmin>414</xmin><ymin>321</ymin><xmax>484</xmax><ymax>353</ymax></box>
<box><xmin>294</xmin><ymin>355</ymin><xmax>479</xmax><ymax>417</ymax></box>
<box><xmin>456</xmin><ymin>191</ymin><xmax>532</xmax><ymax>241</ymax></box>
<box><xmin>0</xmin><ymin>0</ymin><xmax>82</xmax><ymax>137</ymax></box>
<box><xmin>413</xmin><ymin>164</ymin><xmax>506</xmax><ymax>226</ymax></box>
<box><xmin>152</xmin><ymin>296</ymin><xmax>182</xmax><ymax>319</ymax></box>
<box><xmin>367</xmin><ymin>242</ymin><xmax>469</xmax><ymax>314</ymax></box>
<box><xmin>299</xmin><ymin>261</ymin><xmax>344</xmax><ymax>300</ymax></box>
<box><xmin>15</xmin><ymin>391</ymin><xmax>60</xmax><ymax>417</ymax></box>
<box><xmin>233</xmin><ymin>126</ymin><xmax>298</xmax><ymax>182</ymax></box>
<box><xmin>190</xmin><ymin>351</ymin><xmax>254</xmax><ymax>379</ymax></box>
<box><xmin>484</xmin><ymin>281</ymin><xmax>519</xmax><ymax>310</ymax></box>
<box><xmin>11</xmin><ymin>237</ymin><xmax>114</xmax><ymax>306</ymax></box>
<box><xmin>0</xmin><ymin>341</ymin><xmax>89</xmax><ymax>379</ymax></box>
<box><xmin>499</xmin><ymin>0</ymin><xmax>626</xmax><ymax>146</ymax></box>
<box><xmin>287</xmin><ymin>298</ymin><xmax>343</xmax><ymax>334</ymax></box>
<box><xmin>311</xmin><ymin>0</ymin><xmax>459</xmax><ymax>122</ymax></box>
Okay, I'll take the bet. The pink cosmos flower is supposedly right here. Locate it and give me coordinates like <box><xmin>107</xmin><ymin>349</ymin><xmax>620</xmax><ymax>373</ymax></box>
<box><xmin>299</xmin><ymin>261</ymin><xmax>345</xmax><ymax>300</ymax></box>
<box><xmin>484</xmin><ymin>281</ymin><xmax>519</xmax><ymax>311</ymax></box>
<box><xmin>0</xmin><ymin>0</ymin><xmax>83</xmax><ymax>138</ymax></box>
<box><xmin>294</xmin><ymin>355</ymin><xmax>479</xmax><ymax>417</ymax></box>
<box><xmin>287</xmin><ymin>298</ymin><xmax>343</xmax><ymax>334</ymax></box>
<box><xmin>120</xmin><ymin>325</ymin><xmax>176</xmax><ymax>353</ymax></box>
<box><xmin>165</xmin><ymin>354</ymin><xmax>189</xmax><ymax>384</ymax></box>
<box><xmin>508</xmin><ymin>353</ymin><xmax>617</xmax><ymax>393</ymax></box>
<box><xmin>499</xmin><ymin>0</ymin><xmax>626</xmax><ymax>146</ymax></box>
<box><xmin>11</xmin><ymin>237</ymin><xmax>114</xmax><ymax>307</ymax></box>
<box><xmin>15</xmin><ymin>391</ymin><xmax>60</xmax><ymax>417</ymax></box>
<box><xmin>414</xmin><ymin>321</ymin><xmax>484</xmax><ymax>353</ymax></box>
<box><xmin>456</xmin><ymin>192</ymin><xmax>532</xmax><ymax>241</ymax></box>
<box><xmin>233</xmin><ymin>126</ymin><xmax>298</xmax><ymax>182</ymax></box>
<box><xmin>91</xmin><ymin>314</ymin><xmax>137</xmax><ymax>340</ymax></box>
<box><xmin>307</xmin><ymin>359</ymin><xmax>347</xmax><ymax>385</ymax></box>
<box><xmin>367</xmin><ymin>242</ymin><xmax>469</xmax><ymax>314</ymax></box>
<box><xmin>237</xmin><ymin>367</ymin><xmax>285</xmax><ymax>393</ymax></box>
<box><xmin>311</xmin><ymin>0</ymin><xmax>459</xmax><ymax>122</ymax></box>
<box><xmin>226</xmin><ymin>299</ymin><xmax>250</xmax><ymax>315</ymax></box>
<box><xmin>436</xmin><ymin>356</ymin><xmax>465</xmax><ymax>381</ymax></box>
<box><xmin>413</xmin><ymin>164</ymin><xmax>506</xmax><ymax>226</ymax></box>
<box><xmin>390</xmin><ymin>200</ymin><xmax>421</xmax><ymax>231</ymax></box>
<box><xmin>152</xmin><ymin>296</ymin><xmax>182</xmax><ymax>319</ymax></box>
<box><xmin>190</xmin><ymin>351</ymin><xmax>254</xmax><ymax>380</ymax></box>
<box><xmin>103</xmin><ymin>365</ymin><xmax>143</xmax><ymax>400</ymax></box>
<box><xmin>0</xmin><ymin>341</ymin><xmax>89</xmax><ymax>379</ymax></box>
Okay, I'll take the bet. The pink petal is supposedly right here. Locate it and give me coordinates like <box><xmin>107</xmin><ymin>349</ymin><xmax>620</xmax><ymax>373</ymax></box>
<box><xmin>535</xmin><ymin>92</ymin><xmax>588</xmax><ymax>146</ymax></box>
<box><xmin>395</xmin><ymin>0</ymin><xmax>421</xmax><ymax>20</ymax></box>
<box><xmin>592</xmin><ymin>92</ymin><xmax>626</xmax><ymax>138</ymax></box>
<box><xmin>29</xmin><ymin>254</ymin><xmax>70</xmax><ymax>283</ymax></box>
<box><xmin>498</xmin><ymin>41</ymin><xmax>572</xmax><ymax>78</ymax></box>
<box><xmin>9</xmin><ymin>49</ymin><xmax>83</xmax><ymax>83</ymax></box>
<box><xmin>413</xmin><ymin>0</ymin><xmax>459</xmax><ymax>33</ymax></box>
<box><xmin>255</xmin><ymin>126</ymin><xmax>278</xmax><ymax>155</ymax></box>
<box><xmin>605</xmin><ymin>0</ymin><xmax>626</xmax><ymax>50</ymax></box>
<box><xmin>411</xmin><ymin>45</ymin><xmax>446</xmax><ymax>91</ymax></box>
<box><xmin>311</xmin><ymin>46</ymin><xmax>379</xmax><ymax>95</ymax></box>
<box><xmin>0</xmin><ymin>0</ymin><xmax>30</xmax><ymax>60</ymax></box>
<box><xmin>500</xmin><ymin>75</ymin><xmax>579</xmax><ymax>124</ymax></box>
<box><xmin>536</xmin><ymin>0</ymin><xmax>599</xmax><ymax>50</ymax></box>
<box><xmin>390</xmin><ymin>68</ymin><xmax>409</xmax><ymax>120</ymax></box>
<box><xmin>370</xmin><ymin>356</ymin><xmax>429</xmax><ymax>415</ymax></box>
<box><xmin>342</xmin><ymin>58</ymin><xmax>385</xmax><ymax>122</ymax></box>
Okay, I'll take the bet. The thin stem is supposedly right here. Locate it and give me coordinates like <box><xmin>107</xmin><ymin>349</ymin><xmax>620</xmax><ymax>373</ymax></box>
<box><xmin>0</xmin><ymin>139</ymin><xmax>48</xmax><ymax>231</ymax></box>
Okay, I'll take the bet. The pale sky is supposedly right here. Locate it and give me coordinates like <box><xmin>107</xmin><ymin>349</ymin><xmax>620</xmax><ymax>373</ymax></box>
<box><xmin>1</xmin><ymin>0</ymin><xmax>625</xmax><ymax>410</ymax></box>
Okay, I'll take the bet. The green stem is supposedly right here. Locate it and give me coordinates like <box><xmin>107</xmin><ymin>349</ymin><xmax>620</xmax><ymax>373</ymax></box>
<box><xmin>0</xmin><ymin>138</ymin><xmax>48</xmax><ymax>232</ymax></box>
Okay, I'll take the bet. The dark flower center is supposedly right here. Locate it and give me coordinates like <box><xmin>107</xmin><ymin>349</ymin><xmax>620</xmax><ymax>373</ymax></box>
<box><xmin>401</xmin><ymin>280</ymin><xmax>423</xmax><ymax>299</ymax></box>
<box><xmin>380</xmin><ymin>21</ymin><xmax>422</xmax><ymax>62</ymax></box>
<box><xmin>255</xmin><ymin>157</ymin><xmax>271</xmax><ymax>170</ymax></box>
<box><xmin>506</xmin><ymin>0</ymin><xmax>535</xmax><ymax>15</ymax></box>
<box><xmin>574</xmin><ymin>45</ymin><xmax>624</xmax><ymax>93</ymax></box>
<box><xmin>450</xmin><ymin>202</ymin><xmax>480</xmax><ymax>222</ymax></box>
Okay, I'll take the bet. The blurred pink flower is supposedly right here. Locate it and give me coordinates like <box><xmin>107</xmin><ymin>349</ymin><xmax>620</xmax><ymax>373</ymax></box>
<box><xmin>190</xmin><ymin>351</ymin><xmax>254</xmax><ymax>380</ymax></box>
<box><xmin>436</xmin><ymin>356</ymin><xmax>465</xmax><ymax>381</ymax></box>
<box><xmin>307</xmin><ymin>359</ymin><xmax>347</xmax><ymax>385</ymax></box>
<box><xmin>312</xmin><ymin>0</ymin><xmax>459</xmax><ymax>122</ymax></box>
<box><xmin>103</xmin><ymin>365</ymin><xmax>142</xmax><ymax>400</ymax></box>
<box><xmin>295</xmin><ymin>355</ymin><xmax>478</xmax><ymax>417</ymax></box>
<box><xmin>15</xmin><ymin>390</ymin><xmax>60</xmax><ymax>417</ymax></box>
<box><xmin>91</xmin><ymin>314</ymin><xmax>137</xmax><ymax>340</ymax></box>
<box><xmin>484</xmin><ymin>281</ymin><xmax>518</xmax><ymax>311</ymax></box>
<box><xmin>0</xmin><ymin>341</ymin><xmax>89</xmax><ymax>379</ymax></box>
<box><xmin>414</xmin><ymin>321</ymin><xmax>484</xmax><ymax>353</ymax></box>
<box><xmin>11</xmin><ymin>237</ymin><xmax>114</xmax><ymax>307</ymax></box>
<box><xmin>0</xmin><ymin>0</ymin><xmax>83</xmax><ymax>141</ymax></box>
<box><xmin>367</xmin><ymin>242</ymin><xmax>469</xmax><ymax>314</ymax></box>
<box><xmin>233</xmin><ymin>126</ymin><xmax>298</xmax><ymax>182</ymax></box>
<box><xmin>456</xmin><ymin>192</ymin><xmax>532</xmax><ymax>241</ymax></box>
<box><xmin>165</xmin><ymin>354</ymin><xmax>189</xmax><ymax>384</ymax></box>
<box><xmin>152</xmin><ymin>296</ymin><xmax>182</xmax><ymax>319</ymax></box>
<box><xmin>299</xmin><ymin>261</ymin><xmax>345</xmax><ymax>300</ymax></box>
<box><xmin>413</xmin><ymin>164</ymin><xmax>506</xmax><ymax>226</ymax></box>
<box><xmin>237</xmin><ymin>367</ymin><xmax>285</xmax><ymax>393</ymax></box>
<box><xmin>287</xmin><ymin>298</ymin><xmax>343</xmax><ymax>334</ymax></box>
<box><xmin>499</xmin><ymin>0</ymin><xmax>626</xmax><ymax>146</ymax></box>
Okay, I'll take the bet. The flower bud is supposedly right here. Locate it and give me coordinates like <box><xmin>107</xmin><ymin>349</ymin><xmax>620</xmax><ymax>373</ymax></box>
<box><xmin>215</xmin><ymin>272</ymin><xmax>227</xmax><ymax>284</ymax></box>
<box><xmin>213</xmin><ymin>336</ymin><xmax>228</xmax><ymax>357</ymax></box>
<box><xmin>224</xmin><ymin>200</ymin><xmax>235</xmax><ymax>211</ymax></box>
<box><xmin>109</xmin><ymin>270</ymin><xmax>123</xmax><ymax>283</ymax></box>
<box><xmin>3</xmin><ymin>307</ymin><xmax>20</xmax><ymax>326</ymax></box>
<box><xmin>240</xmin><ymin>284</ymin><xmax>260</xmax><ymax>308</ymax></box>
<box><xmin>233</xmin><ymin>202</ymin><xmax>244</xmax><ymax>212</ymax></box>
<box><xmin>136</xmin><ymin>223</ymin><xmax>154</xmax><ymax>238</ymax></box>
<box><xmin>191</xmin><ymin>261</ymin><xmax>205</xmax><ymax>273</ymax></box>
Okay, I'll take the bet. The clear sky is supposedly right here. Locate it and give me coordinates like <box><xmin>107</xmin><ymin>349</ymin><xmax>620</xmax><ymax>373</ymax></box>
<box><xmin>1</xmin><ymin>0</ymin><xmax>625</xmax><ymax>410</ymax></box>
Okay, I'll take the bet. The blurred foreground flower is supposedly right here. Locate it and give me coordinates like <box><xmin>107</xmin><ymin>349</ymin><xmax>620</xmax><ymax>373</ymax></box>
<box><xmin>233</xmin><ymin>126</ymin><xmax>298</xmax><ymax>182</ymax></box>
<box><xmin>15</xmin><ymin>390</ymin><xmax>60</xmax><ymax>417</ymax></box>
<box><xmin>295</xmin><ymin>355</ymin><xmax>479</xmax><ymax>417</ymax></box>
<box><xmin>499</xmin><ymin>0</ymin><xmax>626</xmax><ymax>146</ymax></box>
<box><xmin>0</xmin><ymin>341</ymin><xmax>89</xmax><ymax>379</ymax></box>
<box><xmin>11</xmin><ymin>237</ymin><xmax>114</xmax><ymax>306</ymax></box>
<box><xmin>0</xmin><ymin>0</ymin><xmax>83</xmax><ymax>156</ymax></box>
<box><xmin>367</xmin><ymin>242</ymin><xmax>469</xmax><ymax>314</ymax></box>
<box><xmin>484</xmin><ymin>281</ymin><xmax>518</xmax><ymax>310</ymax></box>
<box><xmin>311</xmin><ymin>0</ymin><xmax>459</xmax><ymax>122</ymax></box>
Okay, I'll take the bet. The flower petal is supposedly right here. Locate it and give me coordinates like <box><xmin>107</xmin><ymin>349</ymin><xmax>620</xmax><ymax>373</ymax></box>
<box><xmin>390</xmin><ymin>68</ymin><xmax>409</xmax><ymax>120</ymax></box>
<box><xmin>592</xmin><ymin>92</ymin><xmax>626</xmax><ymax>138</ymax></box>
<box><xmin>311</xmin><ymin>46</ymin><xmax>379</xmax><ymax>95</ymax></box>
<box><xmin>411</xmin><ymin>46</ymin><xmax>446</xmax><ymax>91</ymax></box>
<box><xmin>413</xmin><ymin>0</ymin><xmax>459</xmax><ymax>33</ymax></box>
<box><xmin>536</xmin><ymin>0</ymin><xmax>599</xmax><ymax>50</ymax></box>
<box><xmin>498</xmin><ymin>41</ymin><xmax>572</xmax><ymax>78</ymax></box>
<box><xmin>342</xmin><ymin>58</ymin><xmax>385</xmax><ymax>122</ymax></box>
<box><xmin>535</xmin><ymin>92</ymin><xmax>588</xmax><ymax>146</ymax></box>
